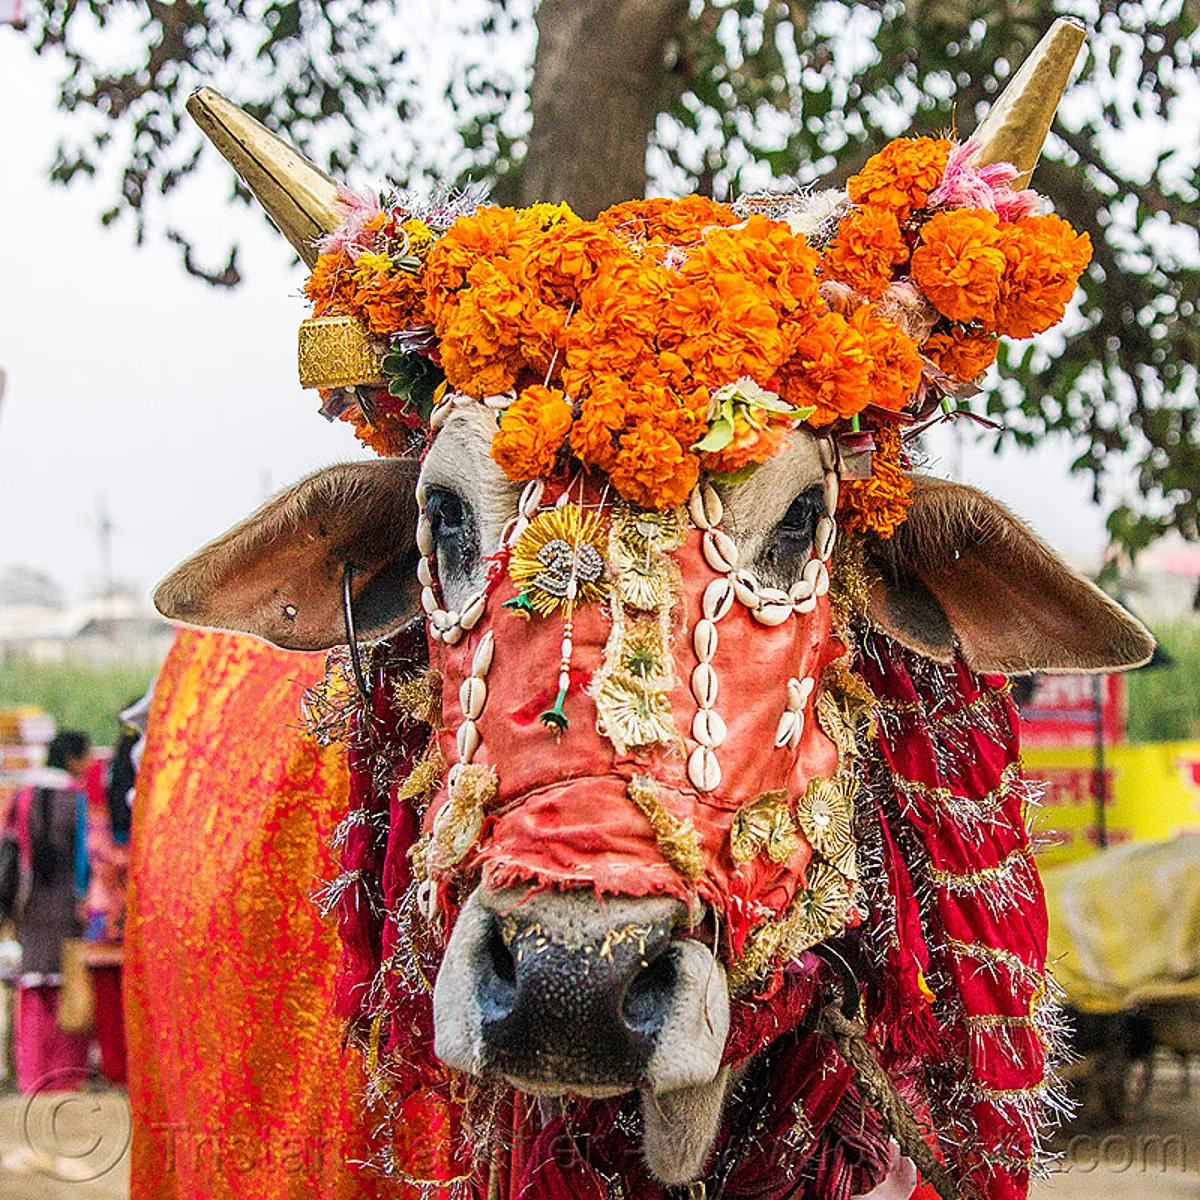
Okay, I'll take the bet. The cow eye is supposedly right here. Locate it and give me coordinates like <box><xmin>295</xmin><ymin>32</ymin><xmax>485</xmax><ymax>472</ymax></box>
<box><xmin>425</xmin><ymin>488</ymin><xmax>477</xmax><ymax>583</ymax></box>
<box><xmin>759</xmin><ymin>484</ymin><xmax>825</xmax><ymax>579</ymax></box>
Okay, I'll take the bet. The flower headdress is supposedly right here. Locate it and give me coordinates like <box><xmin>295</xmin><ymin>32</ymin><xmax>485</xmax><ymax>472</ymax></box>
<box><xmin>190</xmin><ymin>19</ymin><xmax>1088</xmax><ymax>541</ymax></box>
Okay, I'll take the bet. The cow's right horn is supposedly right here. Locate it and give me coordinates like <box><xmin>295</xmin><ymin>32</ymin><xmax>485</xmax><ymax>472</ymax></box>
<box><xmin>187</xmin><ymin>87</ymin><xmax>341</xmax><ymax>267</ymax></box>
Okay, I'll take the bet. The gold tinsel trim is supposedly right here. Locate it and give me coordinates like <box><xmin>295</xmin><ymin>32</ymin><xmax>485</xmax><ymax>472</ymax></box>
<box><xmin>795</xmin><ymin>777</ymin><xmax>855</xmax><ymax>862</ymax></box>
<box><xmin>429</xmin><ymin>763</ymin><xmax>499</xmax><ymax>873</ymax></box>
<box><xmin>393</xmin><ymin>669</ymin><xmax>444</xmax><ymax>727</ymax></box>
<box><xmin>627</xmin><ymin>775</ymin><xmax>706</xmax><ymax>880</ymax></box>
<box><xmin>730</xmin><ymin>790</ymin><xmax>801</xmax><ymax>865</ymax></box>
<box><xmin>730</xmin><ymin>862</ymin><xmax>854</xmax><ymax>992</ymax></box>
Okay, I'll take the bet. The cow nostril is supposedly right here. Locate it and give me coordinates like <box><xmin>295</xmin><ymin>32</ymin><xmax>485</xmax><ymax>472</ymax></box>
<box><xmin>487</xmin><ymin>924</ymin><xmax>517</xmax><ymax>985</ymax></box>
<box><xmin>621</xmin><ymin>949</ymin><xmax>677</xmax><ymax>1035</ymax></box>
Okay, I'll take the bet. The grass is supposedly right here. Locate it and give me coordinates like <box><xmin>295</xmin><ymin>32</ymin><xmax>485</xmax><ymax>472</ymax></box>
<box><xmin>0</xmin><ymin>654</ymin><xmax>162</xmax><ymax>748</ymax></box>
<box><xmin>1126</xmin><ymin>619</ymin><xmax>1200</xmax><ymax>742</ymax></box>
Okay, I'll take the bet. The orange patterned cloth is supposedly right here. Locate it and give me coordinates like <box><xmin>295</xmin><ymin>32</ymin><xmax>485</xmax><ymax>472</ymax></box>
<box><xmin>124</xmin><ymin>629</ymin><xmax>386</xmax><ymax>1200</ymax></box>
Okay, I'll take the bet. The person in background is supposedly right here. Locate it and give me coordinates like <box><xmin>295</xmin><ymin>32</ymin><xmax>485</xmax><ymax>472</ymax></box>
<box><xmin>80</xmin><ymin>708</ymin><xmax>137</xmax><ymax>1086</ymax></box>
<box><xmin>12</xmin><ymin>729</ymin><xmax>91</xmax><ymax>1092</ymax></box>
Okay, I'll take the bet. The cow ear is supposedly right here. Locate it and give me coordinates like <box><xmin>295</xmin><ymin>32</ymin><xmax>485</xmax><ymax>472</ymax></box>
<box><xmin>863</xmin><ymin>475</ymin><xmax>1154</xmax><ymax>675</ymax></box>
<box><xmin>154</xmin><ymin>458</ymin><xmax>422</xmax><ymax>651</ymax></box>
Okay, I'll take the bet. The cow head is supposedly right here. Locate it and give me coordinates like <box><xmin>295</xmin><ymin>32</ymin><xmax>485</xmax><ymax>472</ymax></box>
<box><xmin>159</xmin><ymin>17</ymin><xmax>1153</xmax><ymax>1189</ymax></box>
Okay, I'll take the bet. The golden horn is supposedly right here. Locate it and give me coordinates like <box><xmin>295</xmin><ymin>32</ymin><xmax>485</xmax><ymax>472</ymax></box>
<box><xmin>971</xmin><ymin>17</ymin><xmax>1087</xmax><ymax>190</ymax></box>
<box><xmin>186</xmin><ymin>87</ymin><xmax>341</xmax><ymax>267</ymax></box>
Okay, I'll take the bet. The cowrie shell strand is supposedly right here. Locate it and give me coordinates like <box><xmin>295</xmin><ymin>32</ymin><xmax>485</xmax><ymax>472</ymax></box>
<box><xmin>775</xmin><ymin>711</ymin><xmax>800</xmax><ymax>749</ymax></box>
<box><xmin>824</xmin><ymin>472</ymin><xmax>840</xmax><ymax>516</ymax></box>
<box><xmin>752</xmin><ymin>602</ymin><xmax>792</xmax><ymax>627</ymax></box>
<box><xmin>691</xmin><ymin>663</ymin><xmax>719</xmax><ymax>709</ymax></box>
<box><xmin>692</xmin><ymin>708</ymin><xmax>727</xmax><ymax>749</ymax></box>
<box><xmin>417</xmin><ymin>518</ymin><xmax>434</xmax><ymax>557</ymax></box>
<box><xmin>460</xmin><ymin>677</ymin><xmax>487</xmax><ymax>720</ymax></box>
<box><xmin>816</xmin><ymin>517</ymin><xmax>837</xmax><ymax>563</ymax></box>
<box><xmin>460</xmin><ymin>592</ymin><xmax>487</xmax><ymax>631</ymax></box>
<box><xmin>702</xmin><ymin>578</ymin><xmax>735</xmax><ymax>623</ymax></box>
<box><xmin>702</xmin><ymin>529</ymin><xmax>739</xmax><ymax>574</ymax></box>
<box><xmin>688</xmin><ymin>745</ymin><xmax>721</xmax><ymax>792</ymax></box>
<box><xmin>520</xmin><ymin>479</ymin><xmax>545</xmax><ymax>518</ymax></box>
<box><xmin>457</xmin><ymin>720</ymin><xmax>480</xmax><ymax>762</ymax></box>
<box><xmin>732</xmin><ymin>573</ymin><xmax>759</xmax><ymax>608</ymax></box>
<box><xmin>814</xmin><ymin>562</ymin><xmax>831</xmax><ymax>597</ymax></box>
<box><xmin>693</xmin><ymin>620</ymin><xmax>718</xmax><ymax>663</ymax></box>
<box><xmin>472</xmin><ymin>632</ymin><xmax>495</xmax><ymax>677</ymax></box>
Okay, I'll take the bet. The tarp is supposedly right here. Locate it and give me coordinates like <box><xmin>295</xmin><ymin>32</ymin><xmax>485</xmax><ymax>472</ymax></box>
<box><xmin>1043</xmin><ymin>837</ymin><xmax>1200</xmax><ymax>1013</ymax></box>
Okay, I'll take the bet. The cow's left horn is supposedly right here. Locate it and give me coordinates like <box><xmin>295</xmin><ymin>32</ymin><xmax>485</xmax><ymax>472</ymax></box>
<box><xmin>970</xmin><ymin>16</ymin><xmax>1087</xmax><ymax>190</ymax></box>
<box><xmin>187</xmin><ymin>87</ymin><xmax>341</xmax><ymax>267</ymax></box>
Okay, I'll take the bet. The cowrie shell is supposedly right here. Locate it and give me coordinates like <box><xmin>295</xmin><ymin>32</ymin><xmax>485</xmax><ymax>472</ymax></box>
<box><xmin>415</xmin><ymin>482</ymin><xmax>428</xmax><ymax>507</ymax></box>
<box><xmin>443</xmin><ymin>622</ymin><xmax>464</xmax><ymax>646</ymax></box>
<box><xmin>451</xmin><ymin>391</ymin><xmax>474</xmax><ymax>407</ymax></box>
<box><xmin>732</xmin><ymin>571</ymin><xmax>760</xmax><ymax>608</ymax></box>
<box><xmin>702</xmin><ymin>529</ymin><xmax>739</xmax><ymax>574</ymax></box>
<box><xmin>702</xmin><ymin>578</ymin><xmax>735</xmax><ymax>623</ymax></box>
<box><xmin>472</xmin><ymin>631</ymin><xmax>495</xmax><ymax>677</ymax></box>
<box><xmin>448</xmin><ymin>763</ymin><xmax>465</xmax><ymax>793</ymax></box>
<box><xmin>693</xmin><ymin>619</ymin><xmax>718</xmax><ymax>663</ymax></box>
<box><xmin>457</xmin><ymin>720</ymin><xmax>480</xmax><ymax>762</ymax></box>
<box><xmin>460</xmin><ymin>677</ymin><xmax>487</xmax><ymax>720</ymax></box>
<box><xmin>824</xmin><ymin>472</ymin><xmax>840</xmax><ymax>516</ymax></box>
<box><xmin>429</xmin><ymin>402</ymin><xmax>451</xmax><ymax>430</ymax></box>
<box><xmin>430</xmin><ymin>608</ymin><xmax>456</xmax><ymax>631</ymax></box>
<box><xmin>421</xmin><ymin>587</ymin><xmax>439</xmax><ymax>616</ymax></box>
<box><xmin>691</xmin><ymin>663</ymin><xmax>719</xmax><ymax>709</ymax></box>
<box><xmin>789</xmin><ymin>577</ymin><xmax>815</xmax><ymax>603</ymax></box>
<box><xmin>417</xmin><ymin>557</ymin><xmax>434</xmax><ymax>589</ymax></box>
<box><xmin>692</xmin><ymin>708</ymin><xmax>727</xmax><ymax>749</ymax></box>
<box><xmin>787</xmin><ymin>677</ymin><xmax>815</xmax><ymax>712</ymax></box>
<box><xmin>818</xmin><ymin>438</ymin><xmax>837</xmax><ymax>473</ymax></box>
<box><xmin>775</xmin><ymin>711</ymin><xmax>800</xmax><ymax>749</ymax></box>
<box><xmin>816</xmin><ymin>517</ymin><xmax>837</xmax><ymax>563</ymax></box>
<box><xmin>795</xmin><ymin>594</ymin><xmax>818</xmax><ymax>615</ymax></box>
<box><xmin>688</xmin><ymin>483</ymin><xmax>723</xmax><ymax>531</ymax></box>
<box><xmin>752</xmin><ymin>602</ymin><xmax>792</xmax><ymax>627</ymax></box>
<box><xmin>802</xmin><ymin>558</ymin><xmax>823</xmax><ymax>590</ymax></box>
<box><xmin>429</xmin><ymin>624</ymin><xmax>444</xmax><ymax>642</ymax></box>
<box><xmin>814</xmin><ymin>561</ymin><xmax>830</xmax><ymax>597</ymax></box>
<box><xmin>688</xmin><ymin>745</ymin><xmax>721</xmax><ymax>792</ymax></box>
<box><xmin>460</xmin><ymin>592</ymin><xmax>487</xmax><ymax>631</ymax></box>
<box><xmin>520</xmin><ymin>479</ymin><xmax>545</xmax><ymax>518</ymax></box>
<box><xmin>757</xmin><ymin>586</ymin><xmax>789</xmax><ymax>606</ymax></box>
<box><xmin>417</xmin><ymin>517</ymin><xmax>434</xmax><ymax>557</ymax></box>
<box><xmin>484</xmin><ymin>390</ymin><xmax>516</xmax><ymax>410</ymax></box>
<box><xmin>508</xmin><ymin>516</ymin><xmax>530</xmax><ymax>545</ymax></box>
<box><xmin>418</xmin><ymin>879</ymin><xmax>438</xmax><ymax>922</ymax></box>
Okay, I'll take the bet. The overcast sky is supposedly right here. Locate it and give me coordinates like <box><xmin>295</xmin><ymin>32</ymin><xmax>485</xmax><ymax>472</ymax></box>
<box><xmin>0</xmin><ymin>29</ymin><xmax>1117</xmax><ymax>605</ymax></box>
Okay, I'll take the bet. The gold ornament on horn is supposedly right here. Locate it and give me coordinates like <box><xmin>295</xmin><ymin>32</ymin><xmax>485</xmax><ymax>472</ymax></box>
<box><xmin>970</xmin><ymin>17</ymin><xmax>1087</xmax><ymax>190</ymax></box>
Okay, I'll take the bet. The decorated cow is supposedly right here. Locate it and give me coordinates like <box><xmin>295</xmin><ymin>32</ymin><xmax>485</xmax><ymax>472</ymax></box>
<box><xmin>155</xmin><ymin>19</ymin><xmax>1152</xmax><ymax>1200</ymax></box>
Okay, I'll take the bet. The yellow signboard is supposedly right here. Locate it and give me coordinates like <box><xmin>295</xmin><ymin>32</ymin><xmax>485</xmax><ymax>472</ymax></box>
<box><xmin>1024</xmin><ymin>741</ymin><xmax>1200</xmax><ymax>868</ymax></box>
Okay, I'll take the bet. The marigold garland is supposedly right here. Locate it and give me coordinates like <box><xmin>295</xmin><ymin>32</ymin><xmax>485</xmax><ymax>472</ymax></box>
<box><xmin>837</xmin><ymin>425</ymin><xmax>914</xmax><ymax>539</ymax></box>
<box><xmin>302</xmin><ymin>135</ymin><xmax>1093</xmax><ymax>525</ymax></box>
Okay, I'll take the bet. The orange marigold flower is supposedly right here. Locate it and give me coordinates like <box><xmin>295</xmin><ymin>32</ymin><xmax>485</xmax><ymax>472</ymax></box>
<box><xmin>524</xmin><ymin>222</ymin><xmax>622</xmax><ymax>303</ymax></box>
<box><xmin>849</xmin><ymin>307</ymin><xmax>923</xmax><ymax>412</ymax></box>
<box><xmin>923</xmin><ymin>327</ymin><xmax>999</xmax><ymax>381</ymax></box>
<box><xmin>597</xmin><ymin>195</ymin><xmax>738</xmax><ymax>245</ymax></box>
<box><xmin>821</xmin><ymin>207</ymin><xmax>909</xmax><ymax>300</ymax></box>
<box><xmin>491</xmin><ymin>385</ymin><xmax>573</xmax><ymax>480</ymax></box>
<box><xmin>838</xmin><ymin>424</ymin><xmax>913</xmax><ymax>539</ymax></box>
<box><xmin>349</xmin><ymin>252</ymin><xmax>425</xmax><ymax>336</ymax></box>
<box><xmin>910</xmin><ymin>209</ymin><xmax>1006</xmax><ymax>324</ymax></box>
<box><xmin>607</xmin><ymin>422</ymin><xmax>699</xmax><ymax>510</ymax></box>
<box><xmin>569</xmin><ymin>376</ymin><xmax>628</xmax><ymax>471</ymax></box>
<box><xmin>779</xmin><ymin>312</ymin><xmax>873</xmax><ymax>427</ymax></box>
<box><xmin>990</xmin><ymin>214</ymin><xmax>1093</xmax><ymax>338</ymax></box>
<box><xmin>304</xmin><ymin>250</ymin><xmax>354</xmax><ymax>316</ymax></box>
<box><xmin>847</xmin><ymin>137</ymin><xmax>952</xmax><ymax>219</ymax></box>
<box><xmin>423</xmin><ymin>207</ymin><xmax>534</xmax><ymax>325</ymax></box>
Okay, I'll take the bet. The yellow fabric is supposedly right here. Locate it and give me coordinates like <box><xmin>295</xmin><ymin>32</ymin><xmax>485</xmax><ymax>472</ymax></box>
<box><xmin>1043</xmin><ymin>837</ymin><xmax>1200</xmax><ymax>1013</ymax></box>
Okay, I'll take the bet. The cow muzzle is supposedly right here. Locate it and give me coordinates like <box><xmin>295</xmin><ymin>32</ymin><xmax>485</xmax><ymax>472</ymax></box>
<box><xmin>434</xmin><ymin>884</ymin><xmax>730</xmax><ymax>1098</ymax></box>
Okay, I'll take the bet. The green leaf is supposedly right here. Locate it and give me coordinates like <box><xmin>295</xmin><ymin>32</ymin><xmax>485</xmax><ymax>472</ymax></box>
<box><xmin>695</xmin><ymin>415</ymin><xmax>735</xmax><ymax>453</ymax></box>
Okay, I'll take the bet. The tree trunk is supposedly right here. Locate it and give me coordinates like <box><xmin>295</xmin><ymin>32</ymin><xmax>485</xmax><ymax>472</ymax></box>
<box><xmin>519</xmin><ymin>0</ymin><xmax>689</xmax><ymax>217</ymax></box>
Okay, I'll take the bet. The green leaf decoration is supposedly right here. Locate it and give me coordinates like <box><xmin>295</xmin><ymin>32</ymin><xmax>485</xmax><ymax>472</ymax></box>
<box><xmin>695</xmin><ymin>414</ymin><xmax>735</xmax><ymax>452</ymax></box>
